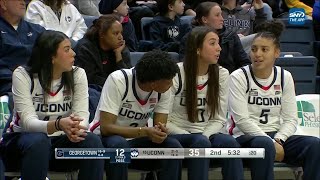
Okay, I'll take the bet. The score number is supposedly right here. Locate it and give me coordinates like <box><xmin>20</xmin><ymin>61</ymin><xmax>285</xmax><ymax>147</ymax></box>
<box><xmin>188</xmin><ymin>149</ymin><xmax>200</xmax><ymax>157</ymax></box>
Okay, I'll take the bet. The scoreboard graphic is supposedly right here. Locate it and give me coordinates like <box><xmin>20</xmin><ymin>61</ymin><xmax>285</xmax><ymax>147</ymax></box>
<box><xmin>55</xmin><ymin>148</ymin><xmax>265</xmax><ymax>163</ymax></box>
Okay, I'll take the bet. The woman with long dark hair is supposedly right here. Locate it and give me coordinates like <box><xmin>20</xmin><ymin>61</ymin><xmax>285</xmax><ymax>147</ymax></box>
<box><xmin>1</xmin><ymin>30</ymin><xmax>104</xmax><ymax>180</ymax></box>
<box><xmin>180</xmin><ymin>2</ymin><xmax>250</xmax><ymax>73</ymax></box>
<box><xmin>168</xmin><ymin>26</ymin><xmax>244</xmax><ymax>180</ymax></box>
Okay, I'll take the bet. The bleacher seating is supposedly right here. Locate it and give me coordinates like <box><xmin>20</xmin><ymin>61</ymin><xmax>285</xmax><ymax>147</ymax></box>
<box><xmin>279</xmin><ymin>19</ymin><xmax>315</xmax><ymax>56</ymax></box>
<box><xmin>82</xmin><ymin>15</ymin><xmax>99</xmax><ymax>28</ymax></box>
<box><xmin>140</xmin><ymin>17</ymin><xmax>154</xmax><ymax>40</ymax></box>
<box><xmin>275</xmin><ymin>56</ymin><xmax>318</xmax><ymax>95</ymax></box>
<box><xmin>180</xmin><ymin>15</ymin><xmax>194</xmax><ymax>25</ymax></box>
<box><xmin>316</xmin><ymin>76</ymin><xmax>320</xmax><ymax>94</ymax></box>
<box><xmin>130</xmin><ymin>52</ymin><xmax>179</xmax><ymax>66</ymax></box>
<box><xmin>279</xmin><ymin>52</ymin><xmax>303</xmax><ymax>57</ymax></box>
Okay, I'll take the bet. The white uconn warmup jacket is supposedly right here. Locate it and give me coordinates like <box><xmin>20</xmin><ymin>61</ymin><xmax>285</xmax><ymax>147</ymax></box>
<box><xmin>25</xmin><ymin>0</ymin><xmax>87</xmax><ymax>41</ymax></box>
<box><xmin>9</xmin><ymin>66</ymin><xmax>89</xmax><ymax>137</ymax></box>
<box><xmin>227</xmin><ymin>65</ymin><xmax>298</xmax><ymax>142</ymax></box>
<box><xmin>89</xmin><ymin>68</ymin><xmax>171</xmax><ymax>135</ymax></box>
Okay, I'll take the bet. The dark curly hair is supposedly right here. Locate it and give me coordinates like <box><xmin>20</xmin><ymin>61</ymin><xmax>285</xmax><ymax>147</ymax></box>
<box><xmin>135</xmin><ymin>49</ymin><xmax>179</xmax><ymax>83</ymax></box>
<box><xmin>254</xmin><ymin>20</ymin><xmax>285</xmax><ymax>49</ymax></box>
<box><xmin>85</xmin><ymin>14</ymin><xmax>121</xmax><ymax>41</ymax></box>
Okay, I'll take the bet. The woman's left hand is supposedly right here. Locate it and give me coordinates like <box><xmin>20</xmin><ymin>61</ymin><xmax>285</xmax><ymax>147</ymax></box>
<box><xmin>114</xmin><ymin>40</ymin><xmax>126</xmax><ymax>55</ymax></box>
<box><xmin>67</xmin><ymin>114</ymin><xmax>88</xmax><ymax>142</ymax></box>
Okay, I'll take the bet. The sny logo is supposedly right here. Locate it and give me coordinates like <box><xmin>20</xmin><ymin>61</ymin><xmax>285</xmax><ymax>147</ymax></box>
<box><xmin>289</xmin><ymin>8</ymin><xmax>305</xmax><ymax>25</ymax></box>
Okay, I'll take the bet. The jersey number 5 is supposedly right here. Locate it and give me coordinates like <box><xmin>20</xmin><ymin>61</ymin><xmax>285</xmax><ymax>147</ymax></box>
<box><xmin>259</xmin><ymin>109</ymin><xmax>270</xmax><ymax>124</ymax></box>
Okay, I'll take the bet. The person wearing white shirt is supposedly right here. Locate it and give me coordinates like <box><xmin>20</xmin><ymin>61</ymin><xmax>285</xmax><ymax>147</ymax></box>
<box><xmin>1</xmin><ymin>30</ymin><xmax>104</xmax><ymax>180</ymax></box>
<box><xmin>25</xmin><ymin>0</ymin><xmax>87</xmax><ymax>42</ymax></box>
<box><xmin>227</xmin><ymin>20</ymin><xmax>320</xmax><ymax>180</ymax></box>
<box><xmin>89</xmin><ymin>49</ymin><xmax>182</xmax><ymax>180</ymax></box>
<box><xmin>167</xmin><ymin>26</ymin><xmax>244</xmax><ymax>180</ymax></box>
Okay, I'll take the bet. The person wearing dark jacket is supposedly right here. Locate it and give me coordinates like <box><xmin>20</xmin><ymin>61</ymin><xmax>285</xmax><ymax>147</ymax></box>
<box><xmin>75</xmin><ymin>15</ymin><xmax>131</xmax><ymax>87</ymax></box>
<box><xmin>0</xmin><ymin>0</ymin><xmax>45</xmax><ymax>95</ymax></box>
<box><xmin>180</xmin><ymin>2</ymin><xmax>250</xmax><ymax>73</ymax></box>
<box><xmin>99</xmin><ymin>0</ymin><xmax>138</xmax><ymax>51</ymax></box>
<box><xmin>222</xmin><ymin>0</ymin><xmax>267</xmax><ymax>36</ymax></box>
<box><xmin>149</xmin><ymin>0</ymin><xmax>191</xmax><ymax>53</ymax></box>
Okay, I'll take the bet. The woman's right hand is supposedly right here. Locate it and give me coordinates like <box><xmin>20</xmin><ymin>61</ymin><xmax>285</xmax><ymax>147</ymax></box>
<box><xmin>145</xmin><ymin>127</ymin><xmax>167</xmax><ymax>144</ymax></box>
<box><xmin>59</xmin><ymin>115</ymin><xmax>87</xmax><ymax>142</ymax></box>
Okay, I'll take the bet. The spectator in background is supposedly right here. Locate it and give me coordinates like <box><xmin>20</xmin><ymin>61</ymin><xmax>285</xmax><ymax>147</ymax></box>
<box><xmin>25</xmin><ymin>0</ymin><xmax>87</xmax><ymax>43</ymax></box>
<box><xmin>238</xmin><ymin>0</ymin><xmax>273</xmax><ymax>20</ymax></box>
<box><xmin>284</xmin><ymin>0</ymin><xmax>313</xmax><ymax>17</ymax></box>
<box><xmin>127</xmin><ymin>0</ymin><xmax>156</xmax><ymax>40</ymax></box>
<box><xmin>99</xmin><ymin>0</ymin><xmax>138</xmax><ymax>51</ymax></box>
<box><xmin>222</xmin><ymin>0</ymin><xmax>267</xmax><ymax>37</ymax></box>
<box><xmin>180</xmin><ymin>2</ymin><xmax>250</xmax><ymax>73</ymax></box>
<box><xmin>75</xmin><ymin>15</ymin><xmax>131</xmax><ymax>87</ymax></box>
<box><xmin>149</xmin><ymin>0</ymin><xmax>192</xmax><ymax>53</ymax></box>
<box><xmin>72</xmin><ymin>0</ymin><xmax>101</xmax><ymax>16</ymax></box>
<box><xmin>182</xmin><ymin>0</ymin><xmax>197</xmax><ymax>16</ymax></box>
<box><xmin>0</xmin><ymin>0</ymin><xmax>44</xmax><ymax>95</ymax></box>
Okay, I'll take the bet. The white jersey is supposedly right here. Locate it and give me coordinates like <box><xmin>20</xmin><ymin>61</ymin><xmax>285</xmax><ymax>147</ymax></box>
<box><xmin>9</xmin><ymin>66</ymin><xmax>89</xmax><ymax>136</ymax></box>
<box><xmin>227</xmin><ymin>65</ymin><xmax>298</xmax><ymax>141</ymax></box>
<box><xmin>167</xmin><ymin>62</ymin><xmax>229</xmax><ymax>138</ymax></box>
<box><xmin>25</xmin><ymin>0</ymin><xmax>87</xmax><ymax>41</ymax></box>
<box><xmin>89</xmin><ymin>68</ymin><xmax>171</xmax><ymax>135</ymax></box>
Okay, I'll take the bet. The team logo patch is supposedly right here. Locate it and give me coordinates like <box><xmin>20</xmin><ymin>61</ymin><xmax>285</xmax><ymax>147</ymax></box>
<box><xmin>275</xmin><ymin>91</ymin><xmax>281</xmax><ymax>95</ymax></box>
<box><xmin>249</xmin><ymin>89</ymin><xmax>258</xmax><ymax>96</ymax></box>
<box><xmin>131</xmin><ymin>149</ymin><xmax>139</xmax><ymax>157</ymax></box>
<box><xmin>65</xmin><ymin>16</ymin><xmax>72</xmax><ymax>23</ymax></box>
<box><xmin>167</xmin><ymin>26</ymin><xmax>179</xmax><ymax>38</ymax></box>
<box><xmin>33</xmin><ymin>97</ymin><xmax>43</xmax><ymax>102</ymax></box>
<box><xmin>63</xmin><ymin>95</ymin><xmax>71</xmax><ymax>101</ymax></box>
<box><xmin>149</xmin><ymin>104</ymin><xmax>155</xmax><ymax>109</ymax></box>
<box><xmin>122</xmin><ymin>103</ymin><xmax>132</xmax><ymax>109</ymax></box>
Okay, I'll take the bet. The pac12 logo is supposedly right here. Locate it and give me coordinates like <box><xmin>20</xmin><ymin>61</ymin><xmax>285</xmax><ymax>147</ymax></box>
<box><xmin>289</xmin><ymin>8</ymin><xmax>305</xmax><ymax>25</ymax></box>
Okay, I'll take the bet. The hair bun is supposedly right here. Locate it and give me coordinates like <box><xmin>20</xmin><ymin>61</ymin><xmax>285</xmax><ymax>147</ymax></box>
<box><xmin>255</xmin><ymin>20</ymin><xmax>285</xmax><ymax>38</ymax></box>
